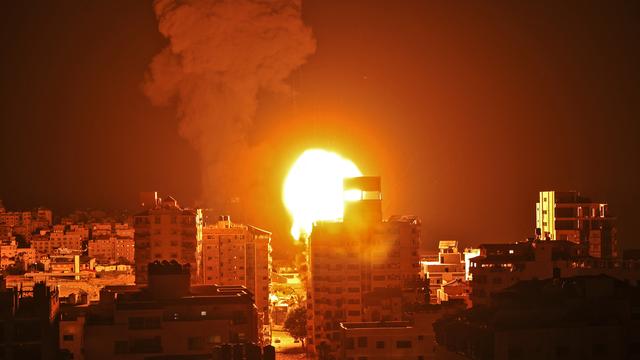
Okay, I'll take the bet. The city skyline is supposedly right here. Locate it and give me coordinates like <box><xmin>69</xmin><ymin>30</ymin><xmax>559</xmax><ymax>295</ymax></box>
<box><xmin>1</xmin><ymin>1</ymin><xmax>639</xmax><ymax>251</ymax></box>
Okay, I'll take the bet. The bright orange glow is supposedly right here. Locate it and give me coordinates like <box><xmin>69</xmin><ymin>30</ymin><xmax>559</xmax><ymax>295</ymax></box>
<box><xmin>283</xmin><ymin>149</ymin><xmax>362</xmax><ymax>240</ymax></box>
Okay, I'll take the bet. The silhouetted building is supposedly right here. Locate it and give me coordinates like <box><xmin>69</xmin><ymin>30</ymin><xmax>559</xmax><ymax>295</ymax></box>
<box><xmin>469</xmin><ymin>239</ymin><xmax>640</xmax><ymax>306</ymax></box>
<box><xmin>202</xmin><ymin>216</ymin><xmax>272</xmax><ymax>343</ymax></box>
<box><xmin>0</xmin><ymin>277</ymin><xmax>61</xmax><ymax>359</ymax></box>
<box><xmin>61</xmin><ymin>261</ymin><xmax>259</xmax><ymax>360</ymax></box>
<box><xmin>536</xmin><ymin>191</ymin><xmax>618</xmax><ymax>258</ymax></box>
<box><xmin>434</xmin><ymin>275</ymin><xmax>640</xmax><ymax>360</ymax></box>
<box><xmin>307</xmin><ymin>176</ymin><xmax>422</xmax><ymax>356</ymax></box>
<box><xmin>133</xmin><ymin>194</ymin><xmax>203</xmax><ymax>285</ymax></box>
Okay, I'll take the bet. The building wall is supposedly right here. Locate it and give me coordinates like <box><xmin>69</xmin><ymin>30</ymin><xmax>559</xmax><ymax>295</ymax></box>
<box><xmin>133</xmin><ymin>198</ymin><xmax>203</xmax><ymax>285</ymax></box>
<box><xmin>307</xmin><ymin>216</ymin><xmax>421</xmax><ymax>355</ymax></box>
<box><xmin>201</xmin><ymin>219</ymin><xmax>272</xmax><ymax>341</ymax></box>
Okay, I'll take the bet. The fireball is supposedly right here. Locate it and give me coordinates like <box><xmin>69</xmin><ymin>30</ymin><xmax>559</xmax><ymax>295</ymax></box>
<box><xmin>283</xmin><ymin>149</ymin><xmax>362</xmax><ymax>240</ymax></box>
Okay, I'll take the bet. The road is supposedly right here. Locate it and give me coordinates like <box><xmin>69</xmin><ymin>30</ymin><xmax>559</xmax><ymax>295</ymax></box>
<box><xmin>272</xmin><ymin>328</ymin><xmax>307</xmax><ymax>360</ymax></box>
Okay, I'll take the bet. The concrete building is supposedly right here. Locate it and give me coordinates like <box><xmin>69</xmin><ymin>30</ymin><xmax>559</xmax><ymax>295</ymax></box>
<box><xmin>536</xmin><ymin>190</ymin><xmax>618</xmax><ymax>258</ymax></box>
<box><xmin>307</xmin><ymin>176</ymin><xmax>422</xmax><ymax>356</ymax></box>
<box><xmin>60</xmin><ymin>261</ymin><xmax>259</xmax><ymax>360</ymax></box>
<box><xmin>88</xmin><ymin>235</ymin><xmax>135</xmax><ymax>264</ymax></box>
<box><xmin>0</xmin><ymin>277</ymin><xmax>61</xmax><ymax>359</ymax></box>
<box><xmin>132</xmin><ymin>194</ymin><xmax>203</xmax><ymax>285</ymax></box>
<box><xmin>420</xmin><ymin>241</ymin><xmax>479</xmax><ymax>305</ymax></box>
<box><xmin>202</xmin><ymin>216</ymin><xmax>272</xmax><ymax>340</ymax></box>
<box><xmin>0</xmin><ymin>210</ymin><xmax>32</xmax><ymax>228</ymax></box>
<box><xmin>469</xmin><ymin>239</ymin><xmax>640</xmax><ymax>306</ymax></box>
<box><xmin>434</xmin><ymin>275</ymin><xmax>640</xmax><ymax>360</ymax></box>
<box><xmin>31</xmin><ymin>230</ymin><xmax>84</xmax><ymax>255</ymax></box>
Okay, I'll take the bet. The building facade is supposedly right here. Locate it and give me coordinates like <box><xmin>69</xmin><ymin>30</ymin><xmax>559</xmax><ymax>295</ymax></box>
<box><xmin>61</xmin><ymin>261</ymin><xmax>259</xmax><ymax>360</ymax></box>
<box><xmin>307</xmin><ymin>177</ymin><xmax>422</xmax><ymax>355</ymax></box>
<box><xmin>536</xmin><ymin>191</ymin><xmax>618</xmax><ymax>258</ymax></box>
<box><xmin>469</xmin><ymin>239</ymin><xmax>640</xmax><ymax>306</ymax></box>
<box><xmin>435</xmin><ymin>275</ymin><xmax>640</xmax><ymax>360</ymax></box>
<box><xmin>132</xmin><ymin>194</ymin><xmax>203</xmax><ymax>285</ymax></box>
<box><xmin>0</xmin><ymin>278</ymin><xmax>61</xmax><ymax>359</ymax></box>
<box><xmin>88</xmin><ymin>235</ymin><xmax>135</xmax><ymax>264</ymax></box>
<box><xmin>201</xmin><ymin>216</ymin><xmax>272</xmax><ymax>339</ymax></box>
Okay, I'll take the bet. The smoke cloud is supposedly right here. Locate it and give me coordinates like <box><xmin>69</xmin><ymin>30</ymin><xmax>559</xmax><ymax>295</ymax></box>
<box><xmin>144</xmin><ymin>0</ymin><xmax>316</xmax><ymax>212</ymax></box>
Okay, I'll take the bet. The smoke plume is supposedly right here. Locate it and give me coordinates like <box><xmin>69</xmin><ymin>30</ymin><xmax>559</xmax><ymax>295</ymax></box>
<box><xmin>144</xmin><ymin>0</ymin><xmax>316</xmax><ymax>212</ymax></box>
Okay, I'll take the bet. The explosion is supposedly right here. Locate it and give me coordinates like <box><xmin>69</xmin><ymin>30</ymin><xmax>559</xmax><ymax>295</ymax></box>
<box><xmin>283</xmin><ymin>149</ymin><xmax>362</xmax><ymax>240</ymax></box>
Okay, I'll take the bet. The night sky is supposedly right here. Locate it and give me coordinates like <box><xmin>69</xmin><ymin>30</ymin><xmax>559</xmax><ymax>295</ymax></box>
<box><xmin>1</xmin><ymin>0</ymin><xmax>639</xmax><ymax>256</ymax></box>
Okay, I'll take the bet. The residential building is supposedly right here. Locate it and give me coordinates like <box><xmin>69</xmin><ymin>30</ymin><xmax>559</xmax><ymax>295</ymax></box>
<box><xmin>536</xmin><ymin>190</ymin><xmax>618</xmax><ymax>258</ymax></box>
<box><xmin>0</xmin><ymin>277</ymin><xmax>61</xmax><ymax>359</ymax></box>
<box><xmin>61</xmin><ymin>261</ymin><xmax>259</xmax><ymax>360</ymax></box>
<box><xmin>469</xmin><ymin>239</ymin><xmax>640</xmax><ymax>306</ymax></box>
<box><xmin>307</xmin><ymin>176</ymin><xmax>422</xmax><ymax>356</ymax></box>
<box><xmin>132</xmin><ymin>194</ymin><xmax>203</xmax><ymax>285</ymax></box>
<box><xmin>202</xmin><ymin>216</ymin><xmax>272</xmax><ymax>341</ymax></box>
<box><xmin>420</xmin><ymin>241</ymin><xmax>479</xmax><ymax>304</ymax></box>
<box><xmin>32</xmin><ymin>230</ymin><xmax>83</xmax><ymax>255</ymax></box>
<box><xmin>434</xmin><ymin>275</ymin><xmax>640</xmax><ymax>360</ymax></box>
<box><xmin>89</xmin><ymin>235</ymin><xmax>135</xmax><ymax>264</ymax></box>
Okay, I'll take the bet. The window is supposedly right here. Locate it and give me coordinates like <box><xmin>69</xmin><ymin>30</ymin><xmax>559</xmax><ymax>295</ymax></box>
<box><xmin>396</xmin><ymin>340</ymin><xmax>412</xmax><ymax>348</ymax></box>
<box><xmin>345</xmin><ymin>338</ymin><xmax>354</xmax><ymax>349</ymax></box>
<box><xmin>128</xmin><ymin>316</ymin><xmax>161</xmax><ymax>330</ymax></box>
<box><xmin>130</xmin><ymin>337</ymin><xmax>162</xmax><ymax>354</ymax></box>
<box><xmin>114</xmin><ymin>340</ymin><xmax>128</xmax><ymax>354</ymax></box>
<box><xmin>376</xmin><ymin>341</ymin><xmax>385</xmax><ymax>348</ymax></box>
<box><xmin>508</xmin><ymin>345</ymin><xmax>523</xmax><ymax>359</ymax></box>
<box><xmin>556</xmin><ymin>346</ymin><xmax>569</xmax><ymax>357</ymax></box>
<box><xmin>357</xmin><ymin>337</ymin><xmax>368</xmax><ymax>347</ymax></box>
<box><xmin>593</xmin><ymin>344</ymin><xmax>607</xmax><ymax>357</ymax></box>
<box><xmin>188</xmin><ymin>337</ymin><xmax>204</xmax><ymax>350</ymax></box>
<box><xmin>201</xmin><ymin>311</ymin><xmax>207</xmax><ymax>316</ymax></box>
<box><xmin>208</xmin><ymin>335</ymin><xmax>222</xmax><ymax>344</ymax></box>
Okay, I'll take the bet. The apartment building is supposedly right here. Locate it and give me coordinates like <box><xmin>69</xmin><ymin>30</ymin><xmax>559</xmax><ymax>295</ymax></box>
<box><xmin>132</xmin><ymin>193</ymin><xmax>203</xmax><ymax>285</ymax></box>
<box><xmin>201</xmin><ymin>216</ymin><xmax>272</xmax><ymax>338</ymax></box>
<box><xmin>60</xmin><ymin>261</ymin><xmax>258</xmax><ymax>360</ymax></box>
<box><xmin>307</xmin><ymin>176</ymin><xmax>422</xmax><ymax>356</ymax></box>
<box><xmin>31</xmin><ymin>230</ymin><xmax>84</xmax><ymax>255</ymax></box>
<box><xmin>435</xmin><ymin>275</ymin><xmax>640</xmax><ymax>360</ymax></box>
<box><xmin>88</xmin><ymin>235</ymin><xmax>134</xmax><ymax>264</ymax></box>
<box><xmin>0</xmin><ymin>278</ymin><xmax>61</xmax><ymax>359</ymax></box>
<box><xmin>536</xmin><ymin>190</ymin><xmax>618</xmax><ymax>258</ymax></box>
<box><xmin>469</xmin><ymin>239</ymin><xmax>640</xmax><ymax>306</ymax></box>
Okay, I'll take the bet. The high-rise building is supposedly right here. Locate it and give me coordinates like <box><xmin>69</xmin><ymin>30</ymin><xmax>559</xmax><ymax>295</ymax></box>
<box><xmin>201</xmin><ymin>216</ymin><xmax>272</xmax><ymax>343</ymax></box>
<box><xmin>132</xmin><ymin>195</ymin><xmax>203</xmax><ymax>285</ymax></box>
<box><xmin>536</xmin><ymin>191</ymin><xmax>618</xmax><ymax>258</ymax></box>
<box><xmin>306</xmin><ymin>176</ymin><xmax>422</xmax><ymax>356</ymax></box>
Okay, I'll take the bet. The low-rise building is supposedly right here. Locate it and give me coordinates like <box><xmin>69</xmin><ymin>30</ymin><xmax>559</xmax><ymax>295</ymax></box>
<box><xmin>469</xmin><ymin>239</ymin><xmax>640</xmax><ymax>306</ymax></box>
<box><xmin>61</xmin><ymin>261</ymin><xmax>259</xmax><ymax>360</ymax></box>
<box><xmin>202</xmin><ymin>216</ymin><xmax>272</xmax><ymax>341</ymax></box>
<box><xmin>420</xmin><ymin>241</ymin><xmax>479</xmax><ymax>305</ymax></box>
<box><xmin>434</xmin><ymin>275</ymin><xmax>640</xmax><ymax>360</ymax></box>
<box><xmin>0</xmin><ymin>277</ymin><xmax>61</xmax><ymax>359</ymax></box>
<box><xmin>88</xmin><ymin>235</ymin><xmax>134</xmax><ymax>264</ymax></box>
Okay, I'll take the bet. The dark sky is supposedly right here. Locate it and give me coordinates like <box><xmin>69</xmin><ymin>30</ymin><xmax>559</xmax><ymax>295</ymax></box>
<box><xmin>1</xmin><ymin>0</ymin><xmax>639</xmax><ymax>256</ymax></box>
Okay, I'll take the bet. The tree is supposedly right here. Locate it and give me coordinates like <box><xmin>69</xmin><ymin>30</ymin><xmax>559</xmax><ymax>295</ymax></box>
<box><xmin>283</xmin><ymin>307</ymin><xmax>307</xmax><ymax>349</ymax></box>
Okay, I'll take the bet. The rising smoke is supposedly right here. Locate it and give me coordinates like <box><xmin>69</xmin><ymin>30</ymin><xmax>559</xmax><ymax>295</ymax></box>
<box><xmin>144</xmin><ymin>0</ymin><xmax>316</xmax><ymax>213</ymax></box>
